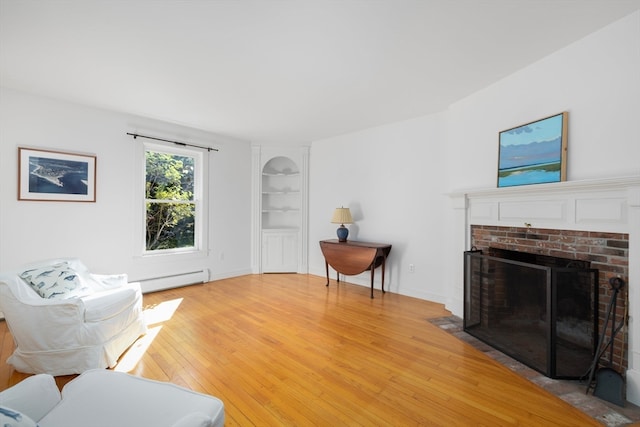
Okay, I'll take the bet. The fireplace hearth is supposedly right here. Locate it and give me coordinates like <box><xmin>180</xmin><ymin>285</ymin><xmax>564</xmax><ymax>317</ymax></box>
<box><xmin>464</xmin><ymin>247</ymin><xmax>598</xmax><ymax>378</ymax></box>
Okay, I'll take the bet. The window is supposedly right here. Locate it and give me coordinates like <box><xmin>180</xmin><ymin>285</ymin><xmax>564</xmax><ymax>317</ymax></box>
<box><xmin>144</xmin><ymin>145</ymin><xmax>202</xmax><ymax>253</ymax></box>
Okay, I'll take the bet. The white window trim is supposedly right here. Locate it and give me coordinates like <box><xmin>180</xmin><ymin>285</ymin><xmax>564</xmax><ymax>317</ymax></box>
<box><xmin>135</xmin><ymin>141</ymin><xmax>209</xmax><ymax>258</ymax></box>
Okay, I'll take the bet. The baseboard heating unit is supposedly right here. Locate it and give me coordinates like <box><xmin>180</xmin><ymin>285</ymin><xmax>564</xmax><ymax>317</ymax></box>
<box><xmin>137</xmin><ymin>269</ymin><xmax>209</xmax><ymax>293</ymax></box>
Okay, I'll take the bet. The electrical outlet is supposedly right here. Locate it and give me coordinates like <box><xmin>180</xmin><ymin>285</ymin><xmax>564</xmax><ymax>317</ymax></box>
<box><xmin>409</xmin><ymin>264</ymin><xmax>415</xmax><ymax>273</ymax></box>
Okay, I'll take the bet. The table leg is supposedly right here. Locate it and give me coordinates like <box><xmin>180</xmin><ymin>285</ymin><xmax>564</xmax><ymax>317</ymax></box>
<box><xmin>325</xmin><ymin>260</ymin><xmax>329</xmax><ymax>286</ymax></box>
<box><xmin>381</xmin><ymin>255</ymin><xmax>386</xmax><ymax>293</ymax></box>
<box><xmin>370</xmin><ymin>265</ymin><xmax>375</xmax><ymax>298</ymax></box>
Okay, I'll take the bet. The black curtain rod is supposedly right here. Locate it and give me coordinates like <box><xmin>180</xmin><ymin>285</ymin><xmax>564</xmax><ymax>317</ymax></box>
<box><xmin>126</xmin><ymin>132</ymin><xmax>219</xmax><ymax>152</ymax></box>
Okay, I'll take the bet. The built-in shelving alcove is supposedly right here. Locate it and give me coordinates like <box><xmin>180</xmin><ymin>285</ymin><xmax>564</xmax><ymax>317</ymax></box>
<box><xmin>251</xmin><ymin>147</ymin><xmax>309</xmax><ymax>274</ymax></box>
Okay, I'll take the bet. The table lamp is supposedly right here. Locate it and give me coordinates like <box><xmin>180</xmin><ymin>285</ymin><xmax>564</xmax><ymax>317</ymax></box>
<box><xmin>331</xmin><ymin>207</ymin><xmax>353</xmax><ymax>242</ymax></box>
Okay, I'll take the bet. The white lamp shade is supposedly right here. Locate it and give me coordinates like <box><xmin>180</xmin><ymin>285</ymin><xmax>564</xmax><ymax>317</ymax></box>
<box><xmin>331</xmin><ymin>207</ymin><xmax>353</xmax><ymax>225</ymax></box>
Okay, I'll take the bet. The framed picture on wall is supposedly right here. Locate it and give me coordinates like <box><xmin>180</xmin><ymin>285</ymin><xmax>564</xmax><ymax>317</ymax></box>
<box><xmin>497</xmin><ymin>112</ymin><xmax>568</xmax><ymax>188</ymax></box>
<box><xmin>18</xmin><ymin>147</ymin><xmax>96</xmax><ymax>202</ymax></box>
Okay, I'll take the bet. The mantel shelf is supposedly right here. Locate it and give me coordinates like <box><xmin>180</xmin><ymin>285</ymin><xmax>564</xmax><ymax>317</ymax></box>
<box><xmin>449</xmin><ymin>175</ymin><xmax>640</xmax><ymax>200</ymax></box>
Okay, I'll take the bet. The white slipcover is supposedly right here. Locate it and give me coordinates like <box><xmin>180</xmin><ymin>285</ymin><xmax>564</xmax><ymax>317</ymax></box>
<box><xmin>0</xmin><ymin>258</ymin><xmax>147</xmax><ymax>375</ymax></box>
<box><xmin>0</xmin><ymin>370</ymin><xmax>225</xmax><ymax>427</ymax></box>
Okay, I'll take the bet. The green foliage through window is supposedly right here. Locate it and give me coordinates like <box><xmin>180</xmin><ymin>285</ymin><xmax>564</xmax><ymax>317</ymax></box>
<box><xmin>145</xmin><ymin>150</ymin><xmax>196</xmax><ymax>251</ymax></box>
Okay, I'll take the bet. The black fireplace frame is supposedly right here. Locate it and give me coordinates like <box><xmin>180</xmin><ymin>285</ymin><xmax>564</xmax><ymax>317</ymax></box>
<box><xmin>463</xmin><ymin>249</ymin><xmax>599</xmax><ymax>379</ymax></box>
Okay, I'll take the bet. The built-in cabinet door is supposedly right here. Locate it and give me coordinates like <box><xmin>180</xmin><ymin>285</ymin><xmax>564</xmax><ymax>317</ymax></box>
<box><xmin>262</xmin><ymin>230</ymin><xmax>298</xmax><ymax>273</ymax></box>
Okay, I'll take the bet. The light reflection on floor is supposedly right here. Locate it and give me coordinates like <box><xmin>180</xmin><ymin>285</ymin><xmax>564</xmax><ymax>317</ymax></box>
<box><xmin>114</xmin><ymin>298</ymin><xmax>183</xmax><ymax>372</ymax></box>
<box><xmin>143</xmin><ymin>298</ymin><xmax>183</xmax><ymax>325</ymax></box>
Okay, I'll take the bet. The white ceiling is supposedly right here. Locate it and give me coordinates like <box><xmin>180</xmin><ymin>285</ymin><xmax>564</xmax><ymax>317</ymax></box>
<box><xmin>1</xmin><ymin>0</ymin><xmax>639</xmax><ymax>144</ymax></box>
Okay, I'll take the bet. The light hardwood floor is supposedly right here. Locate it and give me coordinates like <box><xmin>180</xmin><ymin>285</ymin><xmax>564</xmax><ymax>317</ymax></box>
<box><xmin>1</xmin><ymin>274</ymin><xmax>600</xmax><ymax>426</ymax></box>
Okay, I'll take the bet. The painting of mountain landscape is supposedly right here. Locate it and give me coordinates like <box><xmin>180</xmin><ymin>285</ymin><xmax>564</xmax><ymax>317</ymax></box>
<box><xmin>498</xmin><ymin>112</ymin><xmax>567</xmax><ymax>188</ymax></box>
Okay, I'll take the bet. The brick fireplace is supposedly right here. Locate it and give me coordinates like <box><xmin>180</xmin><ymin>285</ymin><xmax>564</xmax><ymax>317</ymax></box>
<box><xmin>449</xmin><ymin>175</ymin><xmax>640</xmax><ymax>403</ymax></box>
<box><xmin>470</xmin><ymin>225</ymin><xmax>628</xmax><ymax>375</ymax></box>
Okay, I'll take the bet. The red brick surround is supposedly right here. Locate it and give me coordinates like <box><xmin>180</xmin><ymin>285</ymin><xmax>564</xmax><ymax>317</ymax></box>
<box><xmin>471</xmin><ymin>225</ymin><xmax>629</xmax><ymax>373</ymax></box>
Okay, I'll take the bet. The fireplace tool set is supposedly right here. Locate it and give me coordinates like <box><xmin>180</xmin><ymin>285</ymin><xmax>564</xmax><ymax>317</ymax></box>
<box><xmin>584</xmin><ymin>277</ymin><xmax>626</xmax><ymax>406</ymax></box>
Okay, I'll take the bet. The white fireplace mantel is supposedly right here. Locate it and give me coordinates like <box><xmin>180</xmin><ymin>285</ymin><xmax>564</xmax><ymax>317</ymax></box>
<box><xmin>451</xmin><ymin>175</ymin><xmax>640</xmax><ymax>233</ymax></box>
<box><xmin>448</xmin><ymin>175</ymin><xmax>640</xmax><ymax>405</ymax></box>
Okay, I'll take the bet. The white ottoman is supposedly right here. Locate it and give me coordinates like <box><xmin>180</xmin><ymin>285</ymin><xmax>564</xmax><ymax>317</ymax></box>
<box><xmin>38</xmin><ymin>370</ymin><xmax>224</xmax><ymax>427</ymax></box>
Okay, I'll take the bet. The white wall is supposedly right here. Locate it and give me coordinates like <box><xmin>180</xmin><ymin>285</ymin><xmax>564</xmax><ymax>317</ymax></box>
<box><xmin>1</xmin><ymin>10</ymin><xmax>637</xmax><ymax>307</ymax></box>
<box><xmin>0</xmin><ymin>88</ymin><xmax>253</xmax><ymax>290</ymax></box>
<box><xmin>445</xmin><ymin>10</ymin><xmax>640</xmax><ymax>192</ymax></box>
<box><xmin>309</xmin><ymin>11</ymin><xmax>640</xmax><ymax>308</ymax></box>
<box><xmin>309</xmin><ymin>113</ymin><xmax>450</xmax><ymax>302</ymax></box>
<box><xmin>443</xmin><ymin>10</ymin><xmax>640</xmax><ymax>314</ymax></box>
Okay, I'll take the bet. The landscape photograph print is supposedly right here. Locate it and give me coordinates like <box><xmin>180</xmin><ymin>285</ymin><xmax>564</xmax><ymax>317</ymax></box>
<box><xmin>18</xmin><ymin>147</ymin><xmax>96</xmax><ymax>202</ymax></box>
<box><xmin>497</xmin><ymin>112</ymin><xmax>568</xmax><ymax>188</ymax></box>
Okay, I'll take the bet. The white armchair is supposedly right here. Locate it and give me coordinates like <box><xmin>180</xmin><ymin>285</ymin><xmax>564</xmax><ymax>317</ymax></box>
<box><xmin>0</xmin><ymin>258</ymin><xmax>147</xmax><ymax>375</ymax></box>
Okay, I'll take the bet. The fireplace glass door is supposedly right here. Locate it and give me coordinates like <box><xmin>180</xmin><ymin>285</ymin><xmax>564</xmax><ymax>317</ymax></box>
<box><xmin>464</xmin><ymin>250</ymin><xmax>598</xmax><ymax>379</ymax></box>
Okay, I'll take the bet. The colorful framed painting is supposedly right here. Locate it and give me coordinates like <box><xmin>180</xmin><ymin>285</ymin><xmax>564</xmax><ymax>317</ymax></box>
<box><xmin>497</xmin><ymin>112</ymin><xmax>568</xmax><ymax>188</ymax></box>
<box><xmin>18</xmin><ymin>147</ymin><xmax>96</xmax><ymax>202</ymax></box>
